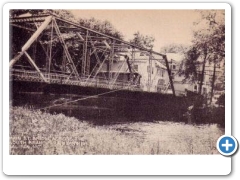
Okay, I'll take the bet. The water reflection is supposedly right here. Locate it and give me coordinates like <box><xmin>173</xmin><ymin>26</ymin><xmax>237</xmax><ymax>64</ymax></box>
<box><xmin>12</xmin><ymin>92</ymin><xmax>156</xmax><ymax>125</ymax></box>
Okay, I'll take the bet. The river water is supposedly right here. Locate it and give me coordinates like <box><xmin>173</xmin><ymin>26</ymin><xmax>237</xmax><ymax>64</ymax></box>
<box><xmin>11</xmin><ymin>92</ymin><xmax>158</xmax><ymax>125</ymax></box>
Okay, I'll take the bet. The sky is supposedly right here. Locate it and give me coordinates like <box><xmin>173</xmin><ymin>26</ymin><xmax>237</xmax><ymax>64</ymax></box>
<box><xmin>70</xmin><ymin>10</ymin><xmax>201</xmax><ymax>52</ymax></box>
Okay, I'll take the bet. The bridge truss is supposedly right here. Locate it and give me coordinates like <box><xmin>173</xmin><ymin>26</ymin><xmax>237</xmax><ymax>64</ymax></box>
<box><xmin>9</xmin><ymin>14</ymin><xmax>175</xmax><ymax>95</ymax></box>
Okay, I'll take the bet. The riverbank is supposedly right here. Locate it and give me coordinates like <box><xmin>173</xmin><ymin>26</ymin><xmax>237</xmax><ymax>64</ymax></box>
<box><xmin>10</xmin><ymin>106</ymin><xmax>224</xmax><ymax>155</ymax></box>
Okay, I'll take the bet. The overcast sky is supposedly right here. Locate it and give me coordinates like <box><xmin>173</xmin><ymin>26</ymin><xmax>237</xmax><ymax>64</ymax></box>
<box><xmin>70</xmin><ymin>10</ymin><xmax>201</xmax><ymax>52</ymax></box>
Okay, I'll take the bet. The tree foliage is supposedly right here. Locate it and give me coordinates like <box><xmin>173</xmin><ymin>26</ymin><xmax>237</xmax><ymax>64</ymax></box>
<box><xmin>181</xmin><ymin>10</ymin><xmax>225</xmax><ymax>85</ymax></box>
<box><xmin>192</xmin><ymin>10</ymin><xmax>225</xmax><ymax>62</ymax></box>
<box><xmin>10</xmin><ymin>9</ymin><xmax>76</xmax><ymax>20</ymax></box>
<box><xmin>179</xmin><ymin>47</ymin><xmax>200</xmax><ymax>83</ymax></box>
<box><xmin>78</xmin><ymin>17</ymin><xmax>123</xmax><ymax>40</ymax></box>
<box><xmin>129</xmin><ymin>31</ymin><xmax>155</xmax><ymax>49</ymax></box>
<box><xmin>10</xmin><ymin>10</ymin><xmax>44</xmax><ymax>17</ymax></box>
<box><xmin>160</xmin><ymin>44</ymin><xmax>188</xmax><ymax>54</ymax></box>
<box><xmin>10</xmin><ymin>10</ymin><xmax>123</xmax><ymax>39</ymax></box>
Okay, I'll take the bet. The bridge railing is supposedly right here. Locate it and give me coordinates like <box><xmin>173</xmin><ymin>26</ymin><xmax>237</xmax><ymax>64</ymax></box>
<box><xmin>10</xmin><ymin>69</ymin><xmax>142</xmax><ymax>91</ymax></box>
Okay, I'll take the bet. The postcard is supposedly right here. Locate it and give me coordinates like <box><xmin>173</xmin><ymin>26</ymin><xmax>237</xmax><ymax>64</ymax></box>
<box><xmin>3</xmin><ymin>2</ymin><xmax>234</xmax><ymax>175</ymax></box>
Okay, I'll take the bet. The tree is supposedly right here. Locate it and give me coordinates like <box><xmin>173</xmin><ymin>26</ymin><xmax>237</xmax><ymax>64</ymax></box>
<box><xmin>181</xmin><ymin>10</ymin><xmax>225</xmax><ymax>98</ymax></box>
<box><xmin>179</xmin><ymin>47</ymin><xmax>201</xmax><ymax>83</ymax></box>
<box><xmin>160</xmin><ymin>43</ymin><xmax>188</xmax><ymax>54</ymax></box>
<box><xmin>10</xmin><ymin>10</ymin><xmax>44</xmax><ymax>17</ymax></box>
<box><xmin>10</xmin><ymin>10</ymin><xmax>122</xmax><ymax>39</ymax></box>
<box><xmin>129</xmin><ymin>32</ymin><xmax>155</xmax><ymax>49</ymax></box>
<box><xmin>78</xmin><ymin>17</ymin><xmax>123</xmax><ymax>40</ymax></box>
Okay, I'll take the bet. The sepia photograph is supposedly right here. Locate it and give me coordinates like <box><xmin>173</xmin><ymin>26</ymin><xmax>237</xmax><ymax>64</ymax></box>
<box><xmin>9</xmin><ymin>8</ymin><xmax>225</xmax><ymax>155</ymax></box>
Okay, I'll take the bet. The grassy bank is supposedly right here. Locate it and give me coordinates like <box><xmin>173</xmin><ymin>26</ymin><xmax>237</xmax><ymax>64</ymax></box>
<box><xmin>10</xmin><ymin>106</ymin><xmax>224</xmax><ymax>155</ymax></box>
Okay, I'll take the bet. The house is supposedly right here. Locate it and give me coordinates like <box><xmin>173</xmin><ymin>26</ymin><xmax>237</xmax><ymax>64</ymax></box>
<box><xmin>165</xmin><ymin>53</ymin><xmax>225</xmax><ymax>101</ymax></box>
<box><xmin>164</xmin><ymin>53</ymin><xmax>191</xmax><ymax>96</ymax></box>
<box><xmin>98</xmin><ymin>49</ymin><xmax>169</xmax><ymax>93</ymax></box>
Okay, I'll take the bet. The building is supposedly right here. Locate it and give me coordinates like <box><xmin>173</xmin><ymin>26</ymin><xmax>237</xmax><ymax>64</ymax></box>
<box><xmin>98</xmin><ymin>49</ymin><xmax>169</xmax><ymax>93</ymax></box>
<box><xmin>166</xmin><ymin>53</ymin><xmax>225</xmax><ymax>103</ymax></box>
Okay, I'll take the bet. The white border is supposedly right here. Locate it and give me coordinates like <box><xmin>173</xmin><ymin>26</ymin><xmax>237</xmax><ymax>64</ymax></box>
<box><xmin>3</xmin><ymin>3</ymin><xmax>231</xmax><ymax>175</ymax></box>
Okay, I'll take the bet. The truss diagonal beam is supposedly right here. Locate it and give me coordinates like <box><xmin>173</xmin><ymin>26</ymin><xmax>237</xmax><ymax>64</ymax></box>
<box><xmin>89</xmin><ymin>38</ymin><xmax>108</xmax><ymax>80</ymax></box>
<box><xmin>103</xmin><ymin>40</ymin><xmax>111</xmax><ymax>49</ymax></box>
<box><xmin>85</xmin><ymin>55</ymin><xmax>108</xmax><ymax>86</ymax></box>
<box><xmin>91</xmin><ymin>55</ymin><xmax>108</xmax><ymax>80</ymax></box>
<box><xmin>10</xmin><ymin>16</ymin><xmax>53</xmax><ymax>68</ymax></box>
<box><xmin>76</xmin><ymin>32</ymin><xmax>84</xmax><ymax>41</ymax></box>
<box><xmin>82</xmin><ymin>30</ymin><xmax>88</xmax><ymax>76</ymax></box>
<box><xmin>55</xmin><ymin>16</ymin><xmax>165</xmax><ymax>57</ymax></box>
<box><xmin>109</xmin><ymin>61</ymin><xmax>126</xmax><ymax>89</ymax></box>
<box><xmin>24</xmin><ymin>51</ymin><xmax>48</xmax><ymax>83</ymax></box>
<box><xmin>163</xmin><ymin>55</ymin><xmax>175</xmax><ymax>96</ymax></box>
<box><xmin>89</xmin><ymin>39</ymin><xmax>107</xmax><ymax>64</ymax></box>
<box><xmin>22</xmin><ymin>16</ymin><xmax>52</xmax><ymax>52</ymax></box>
<box><xmin>48</xmin><ymin>20</ymin><xmax>54</xmax><ymax>76</ymax></box>
<box><xmin>108</xmin><ymin>40</ymin><xmax>115</xmax><ymax>80</ymax></box>
<box><xmin>53</xmin><ymin>18</ymin><xmax>80</xmax><ymax>79</ymax></box>
<box><xmin>85</xmin><ymin>48</ymin><xmax>107</xmax><ymax>84</ymax></box>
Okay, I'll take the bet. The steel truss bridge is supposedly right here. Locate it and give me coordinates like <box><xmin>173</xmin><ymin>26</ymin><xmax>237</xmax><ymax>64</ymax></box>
<box><xmin>9</xmin><ymin>14</ymin><xmax>175</xmax><ymax>95</ymax></box>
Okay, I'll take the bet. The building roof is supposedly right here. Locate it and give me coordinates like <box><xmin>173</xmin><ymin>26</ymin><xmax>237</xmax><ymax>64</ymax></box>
<box><xmin>166</xmin><ymin>53</ymin><xmax>184</xmax><ymax>62</ymax></box>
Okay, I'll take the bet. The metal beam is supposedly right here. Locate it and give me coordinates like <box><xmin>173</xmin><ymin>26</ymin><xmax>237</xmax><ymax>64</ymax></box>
<box><xmin>109</xmin><ymin>61</ymin><xmax>126</xmax><ymax>89</ymax></box>
<box><xmin>10</xmin><ymin>23</ymin><xmax>36</xmax><ymax>32</ymax></box>
<box><xmin>85</xmin><ymin>55</ymin><xmax>108</xmax><ymax>86</ymax></box>
<box><xmin>10</xmin><ymin>15</ymin><xmax>49</xmax><ymax>23</ymax></box>
<box><xmin>48</xmin><ymin>20</ymin><xmax>54</xmax><ymax>77</ymax></box>
<box><xmin>86</xmin><ymin>50</ymin><xmax>91</xmax><ymax>76</ymax></box>
<box><xmin>10</xmin><ymin>14</ymin><xmax>166</xmax><ymax>57</ymax></box>
<box><xmin>103</xmin><ymin>40</ymin><xmax>111</xmax><ymax>49</ymax></box>
<box><xmin>22</xmin><ymin>16</ymin><xmax>52</xmax><ymax>52</ymax></box>
<box><xmin>9</xmin><ymin>14</ymin><xmax>176</xmax><ymax>95</ymax></box>
<box><xmin>55</xmin><ymin>17</ymin><xmax>165</xmax><ymax>57</ymax></box>
<box><xmin>89</xmin><ymin>38</ymin><xmax>109</xmax><ymax>80</ymax></box>
<box><xmin>163</xmin><ymin>55</ymin><xmax>175</xmax><ymax>96</ymax></box>
<box><xmin>39</xmin><ymin>41</ymin><xmax>49</xmax><ymax>60</ymax></box>
<box><xmin>125</xmin><ymin>55</ymin><xmax>132</xmax><ymax>74</ymax></box>
<box><xmin>76</xmin><ymin>32</ymin><xmax>84</xmax><ymax>41</ymax></box>
<box><xmin>90</xmin><ymin>47</ymin><xmax>108</xmax><ymax>80</ymax></box>
<box><xmin>92</xmin><ymin>56</ymin><xmax>108</xmax><ymax>80</ymax></box>
<box><xmin>85</xmin><ymin>48</ymin><xmax>107</xmax><ymax>83</ymax></box>
<box><xmin>53</xmin><ymin>18</ymin><xmax>80</xmax><ymax>79</ymax></box>
<box><xmin>9</xmin><ymin>16</ymin><xmax>52</xmax><ymax>68</ymax></box>
<box><xmin>82</xmin><ymin>30</ymin><xmax>89</xmax><ymax>76</ymax></box>
<box><xmin>108</xmin><ymin>40</ymin><xmax>115</xmax><ymax>80</ymax></box>
<box><xmin>24</xmin><ymin>51</ymin><xmax>48</xmax><ymax>83</ymax></box>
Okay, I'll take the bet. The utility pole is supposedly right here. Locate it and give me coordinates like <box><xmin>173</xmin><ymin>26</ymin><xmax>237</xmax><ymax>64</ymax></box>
<box><xmin>210</xmin><ymin>61</ymin><xmax>216</xmax><ymax>103</ymax></box>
